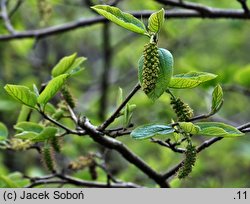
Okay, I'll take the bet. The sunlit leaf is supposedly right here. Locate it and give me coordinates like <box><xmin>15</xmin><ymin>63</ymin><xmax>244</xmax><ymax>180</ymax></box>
<box><xmin>91</xmin><ymin>5</ymin><xmax>147</xmax><ymax>34</ymax></box>
<box><xmin>38</xmin><ymin>74</ymin><xmax>69</xmax><ymax>105</ymax></box>
<box><xmin>52</xmin><ymin>53</ymin><xmax>77</xmax><ymax>77</ymax></box>
<box><xmin>131</xmin><ymin>124</ymin><xmax>175</xmax><ymax>140</ymax></box>
<box><xmin>148</xmin><ymin>8</ymin><xmax>165</xmax><ymax>33</ymax></box>
<box><xmin>195</xmin><ymin>122</ymin><xmax>244</xmax><ymax>137</ymax></box>
<box><xmin>4</xmin><ymin>84</ymin><xmax>37</xmax><ymax>108</ymax></box>
<box><xmin>169</xmin><ymin>72</ymin><xmax>217</xmax><ymax>89</ymax></box>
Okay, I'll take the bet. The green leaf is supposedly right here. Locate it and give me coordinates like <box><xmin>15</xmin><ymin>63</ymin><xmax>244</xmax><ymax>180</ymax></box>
<box><xmin>195</xmin><ymin>122</ymin><xmax>244</xmax><ymax>137</ymax></box>
<box><xmin>148</xmin><ymin>8</ymin><xmax>165</xmax><ymax>33</ymax></box>
<box><xmin>32</xmin><ymin>127</ymin><xmax>57</xmax><ymax>142</ymax></box>
<box><xmin>0</xmin><ymin>175</ymin><xmax>18</xmax><ymax>188</ymax></box>
<box><xmin>4</xmin><ymin>84</ymin><xmax>37</xmax><ymax>108</ymax></box>
<box><xmin>0</xmin><ymin>172</ymin><xmax>29</xmax><ymax>188</ymax></box>
<box><xmin>179</xmin><ymin>122</ymin><xmax>200</xmax><ymax>134</ymax></box>
<box><xmin>211</xmin><ymin>84</ymin><xmax>223</xmax><ymax>113</ymax></box>
<box><xmin>91</xmin><ymin>5</ymin><xmax>147</xmax><ymax>34</ymax></box>
<box><xmin>14</xmin><ymin>122</ymin><xmax>44</xmax><ymax>133</ymax></box>
<box><xmin>138</xmin><ymin>48</ymin><xmax>174</xmax><ymax>100</ymax></box>
<box><xmin>38</xmin><ymin>74</ymin><xmax>69</xmax><ymax>105</ymax></box>
<box><xmin>169</xmin><ymin>72</ymin><xmax>217</xmax><ymax>89</ymax></box>
<box><xmin>0</xmin><ymin>122</ymin><xmax>8</xmax><ymax>141</ymax></box>
<box><xmin>52</xmin><ymin>53</ymin><xmax>77</xmax><ymax>77</ymax></box>
<box><xmin>14</xmin><ymin>131</ymin><xmax>38</xmax><ymax>140</ymax></box>
<box><xmin>131</xmin><ymin>124</ymin><xmax>175</xmax><ymax>140</ymax></box>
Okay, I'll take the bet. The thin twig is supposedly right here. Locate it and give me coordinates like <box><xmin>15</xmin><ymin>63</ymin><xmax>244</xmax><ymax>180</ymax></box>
<box><xmin>98</xmin><ymin>83</ymin><xmax>141</xmax><ymax>131</ymax></box>
<box><xmin>237</xmin><ymin>0</ymin><xmax>249</xmax><ymax>13</ymax></box>
<box><xmin>0</xmin><ymin>0</ymin><xmax>16</xmax><ymax>34</ymax></box>
<box><xmin>151</xmin><ymin>138</ymin><xmax>186</xmax><ymax>153</ymax></box>
<box><xmin>39</xmin><ymin>110</ymin><xmax>80</xmax><ymax>135</ymax></box>
<box><xmin>155</xmin><ymin>0</ymin><xmax>212</xmax><ymax>14</ymax></box>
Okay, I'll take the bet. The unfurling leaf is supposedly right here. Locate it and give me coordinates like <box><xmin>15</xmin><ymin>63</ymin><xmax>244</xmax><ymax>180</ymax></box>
<box><xmin>179</xmin><ymin>122</ymin><xmax>200</xmax><ymax>134</ymax></box>
<box><xmin>38</xmin><ymin>74</ymin><xmax>69</xmax><ymax>105</ymax></box>
<box><xmin>148</xmin><ymin>8</ymin><xmax>165</xmax><ymax>33</ymax></box>
<box><xmin>4</xmin><ymin>85</ymin><xmax>37</xmax><ymax>108</ymax></box>
<box><xmin>91</xmin><ymin>5</ymin><xmax>147</xmax><ymax>34</ymax></box>
<box><xmin>169</xmin><ymin>72</ymin><xmax>217</xmax><ymax>89</ymax></box>
<box><xmin>131</xmin><ymin>124</ymin><xmax>175</xmax><ymax>140</ymax></box>
<box><xmin>211</xmin><ymin>84</ymin><xmax>223</xmax><ymax>113</ymax></box>
<box><xmin>195</xmin><ymin>122</ymin><xmax>244</xmax><ymax>137</ymax></box>
<box><xmin>52</xmin><ymin>53</ymin><xmax>86</xmax><ymax>77</ymax></box>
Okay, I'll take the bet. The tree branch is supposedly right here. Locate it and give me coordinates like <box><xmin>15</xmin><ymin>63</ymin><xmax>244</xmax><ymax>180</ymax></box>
<box><xmin>155</xmin><ymin>0</ymin><xmax>212</xmax><ymax>14</ymax></box>
<box><xmin>0</xmin><ymin>0</ymin><xmax>16</xmax><ymax>34</ymax></box>
<box><xmin>162</xmin><ymin>122</ymin><xmax>249</xmax><ymax>179</ymax></box>
<box><xmin>98</xmin><ymin>83</ymin><xmax>141</xmax><ymax>131</ymax></box>
<box><xmin>1</xmin><ymin>8</ymin><xmax>250</xmax><ymax>41</ymax></box>
<box><xmin>79</xmin><ymin>117</ymin><xmax>170</xmax><ymax>188</ymax></box>
<box><xmin>237</xmin><ymin>0</ymin><xmax>249</xmax><ymax>13</ymax></box>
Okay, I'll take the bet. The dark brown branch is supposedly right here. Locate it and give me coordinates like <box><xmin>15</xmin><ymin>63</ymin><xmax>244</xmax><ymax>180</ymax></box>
<box><xmin>98</xmin><ymin>83</ymin><xmax>141</xmax><ymax>131</ymax></box>
<box><xmin>151</xmin><ymin>138</ymin><xmax>186</xmax><ymax>153</ymax></box>
<box><xmin>99</xmin><ymin>23</ymin><xmax>112</xmax><ymax>120</ymax></box>
<box><xmin>39</xmin><ymin>110</ymin><xmax>80</xmax><ymax>135</ymax></box>
<box><xmin>79</xmin><ymin>117</ymin><xmax>170</xmax><ymax>188</ymax></box>
<box><xmin>2</xmin><ymin>9</ymin><xmax>250</xmax><ymax>41</ymax></box>
<box><xmin>223</xmin><ymin>84</ymin><xmax>250</xmax><ymax>97</ymax></box>
<box><xmin>155</xmin><ymin>0</ymin><xmax>212</xmax><ymax>14</ymax></box>
<box><xmin>237</xmin><ymin>0</ymin><xmax>249</xmax><ymax>13</ymax></box>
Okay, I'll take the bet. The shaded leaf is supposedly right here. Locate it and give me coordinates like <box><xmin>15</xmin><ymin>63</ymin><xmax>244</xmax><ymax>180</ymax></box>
<box><xmin>195</xmin><ymin>122</ymin><xmax>244</xmax><ymax>137</ymax></box>
<box><xmin>4</xmin><ymin>84</ymin><xmax>37</xmax><ymax>108</ymax></box>
<box><xmin>14</xmin><ymin>122</ymin><xmax>44</xmax><ymax>133</ymax></box>
<box><xmin>169</xmin><ymin>72</ymin><xmax>217</xmax><ymax>89</ymax></box>
<box><xmin>211</xmin><ymin>84</ymin><xmax>223</xmax><ymax>113</ymax></box>
<box><xmin>148</xmin><ymin>8</ymin><xmax>165</xmax><ymax>33</ymax></box>
<box><xmin>0</xmin><ymin>122</ymin><xmax>8</xmax><ymax>141</ymax></box>
<box><xmin>15</xmin><ymin>131</ymin><xmax>38</xmax><ymax>140</ymax></box>
<box><xmin>32</xmin><ymin>127</ymin><xmax>57</xmax><ymax>142</ymax></box>
<box><xmin>131</xmin><ymin>124</ymin><xmax>175</xmax><ymax>140</ymax></box>
<box><xmin>179</xmin><ymin>122</ymin><xmax>200</xmax><ymax>134</ymax></box>
<box><xmin>38</xmin><ymin>74</ymin><xmax>69</xmax><ymax>105</ymax></box>
<box><xmin>91</xmin><ymin>5</ymin><xmax>147</xmax><ymax>34</ymax></box>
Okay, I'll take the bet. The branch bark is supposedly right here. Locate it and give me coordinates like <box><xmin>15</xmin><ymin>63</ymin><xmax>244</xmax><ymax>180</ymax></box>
<box><xmin>1</xmin><ymin>8</ymin><xmax>250</xmax><ymax>41</ymax></box>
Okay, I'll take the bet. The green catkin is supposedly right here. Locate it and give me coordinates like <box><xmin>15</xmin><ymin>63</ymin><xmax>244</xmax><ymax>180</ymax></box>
<box><xmin>38</xmin><ymin>0</ymin><xmax>52</xmax><ymax>26</ymax></box>
<box><xmin>42</xmin><ymin>144</ymin><xmax>55</xmax><ymax>172</ymax></box>
<box><xmin>170</xmin><ymin>97</ymin><xmax>193</xmax><ymax>121</ymax></box>
<box><xmin>178</xmin><ymin>143</ymin><xmax>197</xmax><ymax>179</ymax></box>
<box><xmin>142</xmin><ymin>42</ymin><xmax>160</xmax><ymax>94</ymax></box>
<box><xmin>50</xmin><ymin>136</ymin><xmax>61</xmax><ymax>153</ymax></box>
<box><xmin>61</xmin><ymin>85</ymin><xmax>76</xmax><ymax>108</ymax></box>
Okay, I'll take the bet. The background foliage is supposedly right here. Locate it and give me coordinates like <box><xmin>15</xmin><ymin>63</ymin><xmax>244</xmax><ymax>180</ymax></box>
<box><xmin>0</xmin><ymin>0</ymin><xmax>250</xmax><ymax>187</ymax></box>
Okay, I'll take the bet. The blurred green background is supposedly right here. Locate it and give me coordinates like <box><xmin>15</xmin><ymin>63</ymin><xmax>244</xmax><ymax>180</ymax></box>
<box><xmin>0</xmin><ymin>0</ymin><xmax>250</xmax><ymax>187</ymax></box>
